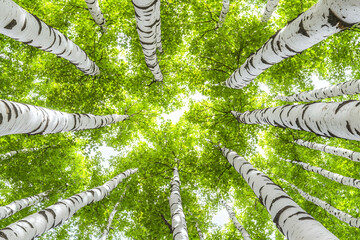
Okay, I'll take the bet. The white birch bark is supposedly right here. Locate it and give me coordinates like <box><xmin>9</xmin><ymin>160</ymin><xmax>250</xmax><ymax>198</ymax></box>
<box><xmin>0</xmin><ymin>191</ymin><xmax>48</xmax><ymax>220</ymax></box>
<box><xmin>295</xmin><ymin>139</ymin><xmax>360</xmax><ymax>162</ymax></box>
<box><xmin>221</xmin><ymin>147</ymin><xmax>338</xmax><ymax>240</ymax></box>
<box><xmin>217</xmin><ymin>0</ymin><xmax>230</xmax><ymax>28</ymax></box>
<box><xmin>85</xmin><ymin>0</ymin><xmax>107</xmax><ymax>32</ymax></box>
<box><xmin>195</xmin><ymin>222</ymin><xmax>204</xmax><ymax>240</ymax></box>
<box><xmin>0</xmin><ymin>0</ymin><xmax>100</xmax><ymax>75</ymax></box>
<box><xmin>98</xmin><ymin>187</ymin><xmax>128</xmax><ymax>240</ymax></box>
<box><xmin>288</xmin><ymin>182</ymin><xmax>360</xmax><ymax>228</ymax></box>
<box><xmin>169</xmin><ymin>167</ymin><xmax>189</xmax><ymax>240</ymax></box>
<box><xmin>0</xmin><ymin>99</ymin><xmax>128</xmax><ymax>137</ymax></box>
<box><xmin>220</xmin><ymin>199</ymin><xmax>251</xmax><ymax>240</ymax></box>
<box><xmin>231</xmin><ymin>100</ymin><xmax>360</xmax><ymax>141</ymax></box>
<box><xmin>282</xmin><ymin>158</ymin><xmax>360</xmax><ymax>189</ymax></box>
<box><xmin>0</xmin><ymin>148</ymin><xmax>38</xmax><ymax>160</ymax></box>
<box><xmin>275</xmin><ymin>80</ymin><xmax>360</xmax><ymax>102</ymax></box>
<box><xmin>132</xmin><ymin>0</ymin><xmax>163</xmax><ymax>82</ymax></box>
<box><xmin>224</xmin><ymin>0</ymin><xmax>360</xmax><ymax>89</ymax></box>
<box><xmin>261</xmin><ymin>0</ymin><xmax>280</xmax><ymax>22</ymax></box>
<box><xmin>0</xmin><ymin>169</ymin><xmax>137</xmax><ymax>240</ymax></box>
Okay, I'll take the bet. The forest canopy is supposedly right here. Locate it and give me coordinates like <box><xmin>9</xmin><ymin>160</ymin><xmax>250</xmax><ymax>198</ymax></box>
<box><xmin>0</xmin><ymin>0</ymin><xmax>360</xmax><ymax>239</ymax></box>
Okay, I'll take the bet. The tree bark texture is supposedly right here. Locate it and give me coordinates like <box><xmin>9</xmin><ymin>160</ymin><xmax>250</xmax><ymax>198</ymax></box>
<box><xmin>195</xmin><ymin>222</ymin><xmax>204</xmax><ymax>240</ymax></box>
<box><xmin>220</xmin><ymin>199</ymin><xmax>251</xmax><ymax>240</ymax></box>
<box><xmin>132</xmin><ymin>0</ymin><xmax>163</xmax><ymax>82</ymax></box>
<box><xmin>295</xmin><ymin>139</ymin><xmax>360</xmax><ymax>162</ymax></box>
<box><xmin>169</xmin><ymin>167</ymin><xmax>189</xmax><ymax>240</ymax></box>
<box><xmin>221</xmin><ymin>147</ymin><xmax>338</xmax><ymax>240</ymax></box>
<box><xmin>282</xmin><ymin>158</ymin><xmax>360</xmax><ymax>189</ymax></box>
<box><xmin>85</xmin><ymin>0</ymin><xmax>107</xmax><ymax>32</ymax></box>
<box><xmin>0</xmin><ymin>169</ymin><xmax>138</xmax><ymax>240</ymax></box>
<box><xmin>217</xmin><ymin>0</ymin><xmax>230</xmax><ymax>28</ymax></box>
<box><xmin>0</xmin><ymin>191</ymin><xmax>48</xmax><ymax>220</ymax></box>
<box><xmin>261</xmin><ymin>0</ymin><xmax>280</xmax><ymax>22</ymax></box>
<box><xmin>275</xmin><ymin>79</ymin><xmax>360</xmax><ymax>102</ymax></box>
<box><xmin>288</xmin><ymin>182</ymin><xmax>360</xmax><ymax>228</ymax></box>
<box><xmin>0</xmin><ymin>99</ymin><xmax>128</xmax><ymax>137</ymax></box>
<box><xmin>231</xmin><ymin>100</ymin><xmax>360</xmax><ymax>141</ymax></box>
<box><xmin>225</xmin><ymin>0</ymin><xmax>360</xmax><ymax>89</ymax></box>
<box><xmin>0</xmin><ymin>0</ymin><xmax>100</xmax><ymax>75</ymax></box>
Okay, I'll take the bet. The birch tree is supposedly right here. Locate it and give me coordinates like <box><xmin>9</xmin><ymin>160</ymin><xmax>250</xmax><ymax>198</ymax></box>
<box><xmin>0</xmin><ymin>99</ymin><xmax>129</xmax><ymax>136</ymax></box>
<box><xmin>0</xmin><ymin>168</ymin><xmax>137</xmax><ymax>240</ymax></box>
<box><xmin>261</xmin><ymin>0</ymin><xmax>280</xmax><ymax>22</ymax></box>
<box><xmin>220</xmin><ymin>199</ymin><xmax>251</xmax><ymax>240</ymax></box>
<box><xmin>169</xmin><ymin>167</ymin><xmax>189</xmax><ymax>240</ymax></box>
<box><xmin>281</xmin><ymin>158</ymin><xmax>360</xmax><ymax>189</ymax></box>
<box><xmin>0</xmin><ymin>147</ymin><xmax>41</xmax><ymax>161</ymax></box>
<box><xmin>231</xmin><ymin>100</ymin><xmax>360</xmax><ymax>141</ymax></box>
<box><xmin>217</xmin><ymin>0</ymin><xmax>230</xmax><ymax>28</ymax></box>
<box><xmin>85</xmin><ymin>0</ymin><xmax>107</xmax><ymax>32</ymax></box>
<box><xmin>286</xmin><ymin>181</ymin><xmax>360</xmax><ymax>228</ymax></box>
<box><xmin>0</xmin><ymin>0</ymin><xmax>100</xmax><ymax>75</ymax></box>
<box><xmin>294</xmin><ymin>139</ymin><xmax>360</xmax><ymax>162</ymax></box>
<box><xmin>195</xmin><ymin>222</ymin><xmax>204</xmax><ymax>240</ymax></box>
<box><xmin>275</xmin><ymin>79</ymin><xmax>360</xmax><ymax>102</ymax></box>
<box><xmin>220</xmin><ymin>146</ymin><xmax>338</xmax><ymax>240</ymax></box>
<box><xmin>99</xmin><ymin>186</ymin><xmax>128</xmax><ymax>240</ymax></box>
<box><xmin>0</xmin><ymin>191</ymin><xmax>48</xmax><ymax>220</ymax></box>
<box><xmin>132</xmin><ymin>0</ymin><xmax>163</xmax><ymax>82</ymax></box>
<box><xmin>224</xmin><ymin>0</ymin><xmax>360</xmax><ymax>89</ymax></box>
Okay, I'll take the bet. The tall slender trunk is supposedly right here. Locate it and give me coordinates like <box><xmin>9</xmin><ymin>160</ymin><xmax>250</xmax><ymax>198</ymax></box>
<box><xmin>85</xmin><ymin>0</ymin><xmax>107</xmax><ymax>32</ymax></box>
<box><xmin>281</xmin><ymin>158</ymin><xmax>360</xmax><ymax>189</ymax></box>
<box><xmin>217</xmin><ymin>0</ymin><xmax>230</xmax><ymax>28</ymax></box>
<box><xmin>169</xmin><ymin>167</ymin><xmax>189</xmax><ymax>240</ymax></box>
<box><xmin>195</xmin><ymin>222</ymin><xmax>204</xmax><ymax>240</ymax></box>
<box><xmin>0</xmin><ymin>148</ymin><xmax>38</xmax><ymax>160</ymax></box>
<box><xmin>0</xmin><ymin>99</ymin><xmax>128</xmax><ymax>136</ymax></box>
<box><xmin>0</xmin><ymin>169</ymin><xmax>138</xmax><ymax>240</ymax></box>
<box><xmin>98</xmin><ymin>186</ymin><xmax>128</xmax><ymax>240</ymax></box>
<box><xmin>224</xmin><ymin>0</ymin><xmax>360</xmax><ymax>89</ymax></box>
<box><xmin>261</xmin><ymin>0</ymin><xmax>280</xmax><ymax>22</ymax></box>
<box><xmin>220</xmin><ymin>199</ymin><xmax>251</xmax><ymax>240</ymax></box>
<box><xmin>0</xmin><ymin>0</ymin><xmax>99</xmax><ymax>75</ymax></box>
<box><xmin>220</xmin><ymin>146</ymin><xmax>338</xmax><ymax>240</ymax></box>
<box><xmin>231</xmin><ymin>100</ymin><xmax>360</xmax><ymax>141</ymax></box>
<box><xmin>286</xmin><ymin>180</ymin><xmax>360</xmax><ymax>228</ymax></box>
<box><xmin>0</xmin><ymin>191</ymin><xmax>48</xmax><ymax>220</ymax></box>
<box><xmin>275</xmin><ymin>79</ymin><xmax>360</xmax><ymax>102</ymax></box>
<box><xmin>294</xmin><ymin>139</ymin><xmax>360</xmax><ymax>162</ymax></box>
<box><xmin>132</xmin><ymin>0</ymin><xmax>163</xmax><ymax>82</ymax></box>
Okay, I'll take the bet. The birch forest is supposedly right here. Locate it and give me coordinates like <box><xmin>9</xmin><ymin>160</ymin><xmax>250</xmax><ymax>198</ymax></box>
<box><xmin>0</xmin><ymin>0</ymin><xmax>360</xmax><ymax>239</ymax></box>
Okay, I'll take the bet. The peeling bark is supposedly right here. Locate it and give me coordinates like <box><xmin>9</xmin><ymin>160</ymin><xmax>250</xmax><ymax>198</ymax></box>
<box><xmin>225</xmin><ymin>0</ymin><xmax>360</xmax><ymax>89</ymax></box>
<box><xmin>0</xmin><ymin>169</ymin><xmax>138</xmax><ymax>240</ymax></box>
<box><xmin>220</xmin><ymin>147</ymin><xmax>338</xmax><ymax>240</ymax></box>
<box><xmin>0</xmin><ymin>0</ymin><xmax>100</xmax><ymax>75</ymax></box>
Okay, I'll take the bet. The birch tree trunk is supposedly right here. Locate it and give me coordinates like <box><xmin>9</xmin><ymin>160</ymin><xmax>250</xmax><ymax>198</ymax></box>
<box><xmin>169</xmin><ymin>167</ymin><xmax>189</xmax><ymax>240</ymax></box>
<box><xmin>0</xmin><ymin>169</ymin><xmax>137</xmax><ymax>240</ymax></box>
<box><xmin>132</xmin><ymin>0</ymin><xmax>163</xmax><ymax>82</ymax></box>
<box><xmin>0</xmin><ymin>0</ymin><xmax>100</xmax><ymax>75</ymax></box>
<box><xmin>98</xmin><ymin>186</ymin><xmax>128</xmax><ymax>240</ymax></box>
<box><xmin>275</xmin><ymin>79</ymin><xmax>360</xmax><ymax>102</ymax></box>
<box><xmin>85</xmin><ymin>0</ymin><xmax>107</xmax><ymax>32</ymax></box>
<box><xmin>287</xmin><ymin>181</ymin><xmax>360</xmax><ymax>228</ymax></box>
<box><xmin>231</xmin><ymin>100</ymin><xmax>360</xmax><ymax>141</ymax></box>
<box><xmin>220</xmin><ymin>147</ymin><xmax>338</xmax><ymax>240</ymax></box>
<box><xmin>0</xmin><ymin>99</ymin><xmax>128</xmax><ymax>136</ymax></box>
<box><xmin>0</xmin><ymin>191</ymin><xmax>48</xmax><ymax>220</ymax></box>
<box><xmin>224</xmin><ymin>0</ymin><xmax>360</xmax><ymax>89</ymax></box>
<box><xmin>281</xmin><ymin>158</ymin><xmax>360</xmax><ymax>189</ymax></box>
<box><xmin>220</xmin><ymin>199</ymin><xmax>251</xmax><ymax>240</ymax></box>
<box><xmin>294</xmin><ymin>139</ymin><xmax>360</xmax><ymax>162</ymax></box>
<box><xmin>0</xmin><ymin>147</ymin><xmax>39</xmax><ymax>160</ymax></box>
<box><xmin>217</xmin><ymin>0</ymin><xmax>230</xmax><ymax>28</ymax></box>
<box><xmin>261</xmin><ymin>0</ymin><xmax>280</xmax><ymax>22</ymax></box>
<box><xmin>195</xmin><ymin>222</ymin><xmax>204</xmax><ymax>240</ymax></box>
